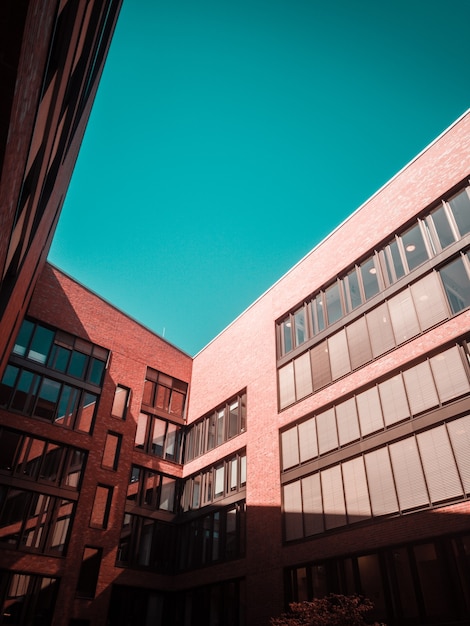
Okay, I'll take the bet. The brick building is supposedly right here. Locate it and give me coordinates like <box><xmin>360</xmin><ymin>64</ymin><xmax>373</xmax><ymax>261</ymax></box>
<box><xmin>1</xmin><ymin>111</ymin><xmax>470</xmax><ymax>625</ymax></box>
<box><xmin>1</xmin><ymin>6</ymin><xmax>470</xmax><ymax>625</ymax></box>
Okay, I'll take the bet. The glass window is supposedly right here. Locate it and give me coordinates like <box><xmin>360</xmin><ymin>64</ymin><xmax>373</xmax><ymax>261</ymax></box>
<box><xmin>294</xmin><ymin>352</ymin><xmax>313</xmax><ymax>400</ymax></box>
<box><xmin>27</xmin><ymin>326</ymin><xmax>54</xmax><ymax>364</ymax></box>
<box><xmin>56</xmin><ymin>385</ymin><xmax>79</xmax><ymax>428</ymax></box>
<box><xmin>214</xmin><ymin>465</ymin><xmax>225</xmax><ymax>498</ymax></box>
<box><xmin>11</xmin><ymin>370</ymin><xmax>38</xmax><ymax>412</ymax></box>
<box><xmin>88</xmin><ymin>357</ymin><xmax>105</xmax><ymax>385</ymax></box>
<box><xmin>401</xmin><ymin>223</ymin><xmax>429</xmax><ymax>271</ymax></box>
<box><xmin>301</xmin><ymin>473</ymin><xmax>323</xmax><ymax>536</ymax></box>
<box><xmin>151</xmin><ymin>419</ymin><xmax>166</xmax><ymax>457</ymax></box>
<box><xmin>298</xmin><ymin>417</ymin><xmax>318</xmax><ymax>462</ymax></box>
<box><xmin>389</xmin><ymin>437</ymin><xmax>429</xmax><ymax>510</ymax></box>
<box><xmin>281</xmin><ymin>428</ymin><xmax>299</xmax><ymax>470</ymax></box>
<box><xmin>360</xmin><ymin>257</ymin><xmax>380</xmax><ymax>300</ymax></box>
<box><xmin>311</xmin><ymin>294</ymin><xmax>325</xmax><ymax>334</ymax></box>
<box><xmin>429</xmin><ymin>205</ymin><xmax>456</xmax><ymax>249</ymax></box>
<box><xmin>283</xmin><ymin>481</ymin><xmax>303</xmax><ymax>541</ymax></box>
<box><xmin>48</xmin><ymin>345</ymin><xmax>71</xmax><ymax>372</ymax></box>
<box><xmin>68</xmin><ymin>351</ymin><xmax>87</xmax><ymax>379</ymax></box>
<box><xmin>228</xmin><ymin>401</ymin><xmax>239</xmax><ymax>439</ymax></box>
<box><xmin>440</xmin><ymin>256</ymin><xmax>470</xmax><ymax>314</ymax></box>
<box><xmin>344</xmin><ymin>268</ymin><xmax>362</xmax><ymax>312</ymax></box>
<box><xmin>449</xmin><ymin>189</ymin><xmax>470</xmax><ymax>236</ymax></box>
<box><xmin>325</xmin><ymin>282</ymin><xmax>343</xmax><ymax>325</ymax></box>
<box><xmin>389</xmin><ymin>239</ymin><xmax>405</xmax><ymax>281</ymax></box>
<box><xmin>111</xmin><ymin>385</ymin><xmax>129</xmax><ymax>419</ymax></box>
<box><xmin>76</xmin><ymin>392</ymin><xmax>97</xmax><ymax>433</ymax></box>
<box><xmin>321</xmin><ymin>465</ymin><xmax>346</xmax><ymax>529</ymax></box>
<box><xmin>164</xmin><ymin>423</ymin><xmax>177</xmax><ymax>461</ymax></box>
<box><xmin>33</xmin><ymin>378</ymin><xmax>61</xmax><ymax>421</ymax></box>
<box><xmin>294</xmin><ymin>308</ymin><xmax>306</xmax><ymax>347</ymax></box>
<box><xmin>13</xmin><ymin>319</ymin><xmax>35</xmax><ymax>357</ymax></box>
<box><xmin>343</xmin><ymin>456</ymin><xmax>371</xmax><ymax>522</ymax></box>
<box><xmin>0</xmin><ymin>364</ymin><xmax>19</xmax><ymax>407</ymax></box>
<box><xmin>281</xmin><ymin>318</ymin><xmax>293</xmax><ymax>354</ymax></box>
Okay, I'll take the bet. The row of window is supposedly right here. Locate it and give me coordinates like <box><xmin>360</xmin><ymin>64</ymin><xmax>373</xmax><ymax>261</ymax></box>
<box><xmin>181</xmin><ymin>451</ymin><xmax>247</xmax><ymax>512</ymax></box>
<box><xmin>184</xmin><ymin>392</ymin><xmax>247</xmax><ymax>462</ymax></box>
<box><xmin>142</xmin><ymin>367</ymin><xmax>188</xmax><ymax>419</ymax></box>
<box><xmin>177</xmin><ymin>501</ymin><xmax>246</xmax><ymax>571</ymax></box>
<box><xmin>0</xmin><ymin>427</ymin><xmax>86</xmax><ymax>490</ymax></box>
<box><xmin>0</xmin><ymin>571</ymin><xmax>59</xmax><ymax>626</ymax></box>
<box><xmin>281</xmin><ymin>343</ymin><xmax>470</xmax><ymax>469</ymax></box>
<box><xmin>285</xmin><ymin>533</ymin><xmax>470</xmax><ymax>624</ymax></box>
<box><xmin>118</xmin><ymin>514</ymin><xmax>175</xmax><ymax>571</ymax></box>
<box><xmin>128</xmin><ymin>466</ymin><xmax>178</xmax><ymax>513</ymax></box>
<box><xmin>283</xmin><ymin>413</ymin><xmax>470</xmax><ymax>542</ymax></box>
<box><xmin>279</xmin><ymin>253</ymin><xmax>470</xmax><ymax>409</ymax></box>
<box><xmin>0</xmin><ymin>365</ymin><xmax>99</xmax><ymax>432</ymax></box>
<box><xmin>0</xmin><ymin>486</ymin><xmax>74</xmax><ymax>555</ymax></box>
<box><xmin>135</xmin><ymin>412</ymin><xmax>184</xmax><ymax>463</ymax></box>
<box><xmin>278</xmin><ymin>184</ymin><xmax>470</xmax><ymax>356</ymax></box>
<box><xmin>13</xmin><ymin>318</ymin><xmax>108</xmax><ymax>385</ymax></box>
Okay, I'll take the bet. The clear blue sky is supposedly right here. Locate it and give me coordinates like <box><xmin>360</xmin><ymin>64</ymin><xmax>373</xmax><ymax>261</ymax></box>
<box><xmin>48</xmin><ymin>0</ymin><xmax>470</xmax><ymax>356</ymax></box>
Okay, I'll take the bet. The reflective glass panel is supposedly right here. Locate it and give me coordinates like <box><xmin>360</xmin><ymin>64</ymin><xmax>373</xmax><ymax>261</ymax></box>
<box><xmin>440</xmin><ymin>257</ymin><xmax>470</xmax><ymax>314</ymax></box>
<box><xmin>325</xmin><ymin>282</ymin><xmax>342</xmax><ymax>324</ymax></box>
<box><xmin>449</xmin><ymin>189</ymin><xmax>470</xmax><ymax>236</ymax></box>
<box><xmin>294</xmin><ymin>308</ymin><xmax>306</xmax><ymax>347</ymax></box>
<box><xmin>430</xmin><ymin>206</ymin><xmax>455</xmax><ymax>249</ymax></box>
<box><xmin>360</xmin><ymin>257</ymin><xmax>380</xmax><ymax>300</ymax></box>
<box><xmin>401</xmin><ymin>224</ymin><xmax>428</xmax><ymax>271</ymax></box>
<box><xmin>13</xmin><ymin>320</ymin><xmax>34</xmax><ymax>357</ymax></box>
<box><xmin>28</xmin><ymin>326</ymin><xmax>54</xmax><ymax>364</ymax></box>
<box><xmin>345</xmin><ymin>268</ymin><xmax>362</xmax><ymax>311</ymax></box>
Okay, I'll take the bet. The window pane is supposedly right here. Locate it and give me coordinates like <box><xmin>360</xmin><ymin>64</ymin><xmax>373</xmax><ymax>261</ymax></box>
<box><xmin>279</xmin><ymin>362</ymin><xmax>295</xmax><ymax>409</ymax></box>
<box><xmin>364</xmin><ymin>447</ymin><xmax>398</xmax><ymax>516</ymax></box>
<box><xmin>401</xmin><ymin>223</ymin><xmax>428</xmax><ymax>271</ymax></box>
<box><xmin>316</xmin><ymin>408</ymin><xmax>338</xmax><ymax>455</ymax></box>
<box><xmin>403</xmin><ymin>361</ymin><xmax>439</xmax><ymax>415</ymax></box>
<box><xmin>378</xmin><ymin>374</ymin><xmax>409</xmax><ymax>426</ymax></box>
<box><xmin>68</xmin><ymin>351</ymin><xmax>87</xmax><ymax>378</ymax></box>
<box><xmin>159</xmin><ymin>476</ymin><xmax>176</xmax><ymax>511</ymax></box>
<box><xmin>389</xmin><ymin>239</ymin><xmax>405</xmax><ymax>280</ymax></box>
<box><xmin>302</xmin><ymin>473</ymin><xmax>324</xmax><ymax>536</ymax></box>
<box><xmin>343</xmin><ymin>456</ymin><xmax>371</xmax><ymax>522</ymax></box>
<box><xmin>360</xmin><ymin>257</ymin><xmax>380</xmax><ymax>300</ymax></box>
<box><xmin>449</xmin><ymin>189</ymin><xmax>470</xmax><ymax>236</ymax></box>
<box><xmin>0</xmin><ymin>365</ymin><xmax>19</xmax><ymax>407</ymax></box>
<box><xmin>321</xmin><ymin>465</ymin><xmax>346</xmax><ymax>529</ymax></box>
<box><xmin>48</xmin><ymin>345</ymin><xmax>71</xmax><ymax>372</ymax></box>
<box><xmin>281</xmin><ymin>318</ymin><xmax>293</xmax><ymax>354</ymax></box>
<box><xmin>281</xmin><ymin>428</ymin><xmax>299</xmax><ymax>470</ymax></box>
<box><xmin>298</xmin><ymin>417</ymin><xmax>318</xmax><ymax>462</ymax></box>
<box><xmin>56</xmin><ymin>385</ymin><xmax>79</xmax><ymax>428</ymax></box>
<box><xmin>294</xmin><ymin>308</ymin><xmax>306</xmax><ymax>347</ymax></box>
<box><xmin>417</xmin><ymin>425</ymin><xmax>462</xmax><ymax>503</ymax></box>
<box><xmin>429</xmin><ymin>346</ymin><xmax>470</xmax><ymax>403</ymax></box>
<box><xmin>11</xmin><ymin>370</ymin><xmax>37</xmax><ymax>412</ymax></box>
<box><xmin>28</xmin><ymin>326</ymin><xmax>54</xmax><ymax>364</ymax></box>
<box><xmin>430</xmin><ymin>205</ymin><xmax>455</xmax><ymax>249</ymax></box>
<box><xmin>214</xmin><ymin>465</ymin><xmax>225</xmax><ymax>498</ymax></box>
<box><xmin>356</xmin><ymin>386</ymin><xmax>383</xmax><ymax>436</ymax></box>
<box><xmin>164</xmin><ymin>423</ymin><xmax>177</xmax><ymax>461</ymax></box>
<box><xmin>311</xmin><ymin>294</ymin><xmax>325</xmax><ymax>334</ymax></box>
<box><xmin>440</xmin><ymin>257</ymin><xmax>470</xmax><ymax>314</ymax></box>
<box><xmin>228</xmin><ymin>401</ymin><xmax>239</xmax><ymax>438</ymax></box>
<box><xmin>336</xmin><ymin>397</ymin><xmax>360</xmax><ymax>446</ymax></box>
<box><xmin>294</xmin><ymin>352</ymin><xmax>313</xmax><ymax>400</ymax></box>
<box><xmin>34</xmin><ymin>378</ymin><xmax>61</xmax><ymax>421</ymax></box>
<box><xmin>170</xmin><ymin>390</ymin><xmax>185</xmax><ymax>417</ymax></box>
<box><xmin>345</xmin><ymin>268</ymin><xmax>362</xmax><ymax>312</ymax></box>
<box><xmin>389</xmin><ymin>437</ymin><xmax>428</xmax><ymax>510</ymax></box>
<box><xmin>283</xmin><ymin>481</ymin><xmax>303</xmax><ymax>541</ymax></box>
<box><xmin>328</xmin><ymin>329</ymin><xmax>350</xmax><ymax>380</ymax></box>
<box><xmin>151</xmin><ymin>419</ymin><xmax>166</xmax><ymax>457</ymax></box>
<box><xmin>310</xmin><ymin>341</ymin><xmax>331</xmax><ymax>390</ymax></box>
<box><xmin>88</xmin><ymin>358</ymin><xmax>105</xmax><ymax>385</ymax></box>
<box><xmin>76</xmin><ymin>393</ymin><xmax>97</xmax><ymax>433</ymax></box>
<box><xmin>366</xmin><ymin>302</ymin><xmax>395</xmax><ymax>358</ymax></box>
<box><xmin>388</xmin><ymin>288</ymin><xmax>420</xmax><ymax>344</ymax></box>
<box><xmin>111</xmin><ymin>385</ymin><xmax>128</xmax><ymax>419</ymax></box>
<box><xmin>13</xmin><ymin>320</ymin><xmax>34</xmax><ymax>356</ymax></box>
<box><xmin>346</xmin><ymin>316</ymin><xmax>372</xmax><ymax>370</ymax></box>
<box><xmin>325</xmin><ymin>282</ymin><xmax>343</xmax><ymax>325</ymax></box>
<box><xmin>411</xmin><ymin>272</ymin><xmax>448</xmax><ymax>331</ymax></box>
<box><xmin>447</xmin><ymin>414</ymin><xmax>470</xmax><ymax>493</ymax></box>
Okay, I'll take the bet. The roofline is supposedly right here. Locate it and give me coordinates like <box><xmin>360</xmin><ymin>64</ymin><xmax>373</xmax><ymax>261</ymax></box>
<box><xmin>194</xmin><ymin>108</ymin><xmax>470</xmax><ymax>357</ymax></box>
<box><xmin>46</xmin><ymin>261</ymin><xmax>193</xmax><ymax>359</ymax></box>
